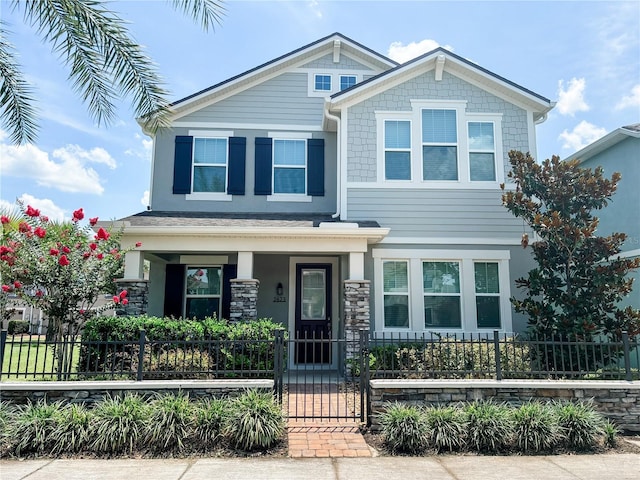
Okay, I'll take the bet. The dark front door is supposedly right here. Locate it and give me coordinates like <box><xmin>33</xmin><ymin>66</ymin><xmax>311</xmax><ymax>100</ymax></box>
<box><xmin>295</xmin><ymin>264</ymin><xmax>332</xmax><ymax>364</ymax></box>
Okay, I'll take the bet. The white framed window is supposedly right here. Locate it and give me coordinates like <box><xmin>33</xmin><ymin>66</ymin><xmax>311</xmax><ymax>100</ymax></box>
<box><xmin>373</xmin><ymin>249</ymin><xmax>512</xmax><ymax>333</ymax></box>
<box><xmin>314</xmin><ymin>74</ymin><xmax>331</xmax><ymax>91</ymax></box>
<box><xmin>423</xmin><ymin>261</ymin><xmax>462</xmax><ymax>328</ymax></box>
<box><xmin>384</xmin><ymin>120</ymin><xmax>412</xmax><ymax>180</ymax></box>
<box><xmin>474</xmin><ymin>262</ymin><xmax>501</xmax><ymax>328</ymax></box>
<box><xmin>273</xmin><ymin>139</ymin><xmax>307</xmax><ymax>194</ymax></box>
<box><xmin>468</xmin><ymin>122</ymin><xmax>496</xmax><ymax>181</ymax></box>
<box><xmin>340</xmin><ymin>75</ymin><xmax>357</xmax><ymax>91</ymax></box>
<box><xmin>382</xmin><ymin>260</ymin><xmax>410</xmax><ymax>328</ymax></box>
<box><xmin>185</xmin><ymin>266</ymin><xmax>222</xmax><ymax>320</ymax></box>
<box><xmin>192</xmin><ymin>137</ymin><xmax>228</xmax><ymax>193</ymax></box>
<box><xmin>422</xmin><ymin>109</ymin><xmax>458</xmax><ymax>181</ymax></box>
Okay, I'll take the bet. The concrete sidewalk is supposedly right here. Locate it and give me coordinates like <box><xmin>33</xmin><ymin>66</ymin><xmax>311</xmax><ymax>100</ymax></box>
<box><xmin>2</xmin><ymin>454</ymin><xmax>639</xmax><ymax>480</ymax></box>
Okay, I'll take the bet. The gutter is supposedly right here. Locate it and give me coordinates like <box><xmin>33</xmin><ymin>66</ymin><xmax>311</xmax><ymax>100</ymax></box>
<box><xmin>324</xmin><ymin>104</ymin><xmax>342</xmax><ymax>219</ymax></box>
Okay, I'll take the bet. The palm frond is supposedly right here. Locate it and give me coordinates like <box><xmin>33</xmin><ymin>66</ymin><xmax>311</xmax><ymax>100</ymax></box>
<box><xmin>169</xmin><ymin>0</ymin><xmax>226</xmax><ymax>32</ymax></box>
<box><xmin>0</xmin><ymin>24</ymin><xmax>39</xmax><ymax>144</ymax></box>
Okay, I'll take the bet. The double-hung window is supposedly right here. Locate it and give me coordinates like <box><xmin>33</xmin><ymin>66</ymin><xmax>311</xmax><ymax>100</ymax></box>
<box><xmin>423</xmin><ymin>261</ymin><xmax>461</xmax><ymax>328</ymax></box>
<box><xmin>474</xmin><ymin>262</ymin><xmax>501</xmax><ymax>328</ymax></box>
<box><xmin>384</xmin><ymin>120</ymin><xmax>412</xmax><ymax>180</ymax></box>
<box><xmin>185</xmin><ymin>266</ymin><xmax>222</xmax><ymax>319</ymax></box>
<box><xmin>193</xmin><ymin>138</ymin><xmax>228</xmax><ymax>193</ymax></box>
<box><xmin>314</xmin><ymin>74</ymin><xmax>331</xmax><ymax>91</ymax></box>
<box><xmin>468</xmin><ymin>122</ymin><xmax>496</xmax><ymax>181</ymax></box>
<box><xmin>383</xmin><ymin>261</ymin><xmax>409</xmax><ymax>328</ymax></box>
<box><xmin>340</xmin><ymin>75</ymin><xmax>357</xmax><ymax>90</ymax></box>
<box><xmin>273</xmin><ymin>139</ymin><xmax>306</xmax><ymax>194</ymax></box>
<box><xmin>422</xmin><ymin>109</ymin><xmax>458</xmax><ymax>181</ymax></box>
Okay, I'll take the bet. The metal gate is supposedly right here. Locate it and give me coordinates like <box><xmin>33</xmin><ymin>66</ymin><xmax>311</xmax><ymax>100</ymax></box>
<box><xmin>273</xmin><ymin>330</ymin><xmax>370</xmax><ymax>424</ymax></box>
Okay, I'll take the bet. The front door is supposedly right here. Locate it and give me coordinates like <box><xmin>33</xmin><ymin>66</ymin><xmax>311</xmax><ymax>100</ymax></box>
<box><xmin>295</xmin><ymin>264</ymin><xmax>332</xmax><ymax>364</ymax></box>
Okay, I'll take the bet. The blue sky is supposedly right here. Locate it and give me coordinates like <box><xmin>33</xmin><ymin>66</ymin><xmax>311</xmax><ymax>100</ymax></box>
<box><xmin>1</xmin><ymin>0</ymin><xmax>639</xmax><ymax>222</ymax></box>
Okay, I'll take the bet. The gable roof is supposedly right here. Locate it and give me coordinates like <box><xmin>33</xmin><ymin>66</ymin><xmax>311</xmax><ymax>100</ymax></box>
<box><xmin>564</xmin><ymin>123</ymin><xmax>640</xmax><ymax>163</ymax></box>
<box><xmin>328</xmin><ymin>47</ymin><xmax>554</xmax><ymax>119</ymax></box>
<box><xmin>163</xmin><ymin>33</ymin><xmax>398</xmax><ymax>122</ymax></box>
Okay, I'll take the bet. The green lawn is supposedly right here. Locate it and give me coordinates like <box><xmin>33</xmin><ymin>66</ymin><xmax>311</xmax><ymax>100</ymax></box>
<box><xmin>1</xmin><ymin>336</ymin><xmax>80</xmax><ymax>382</ymax></box>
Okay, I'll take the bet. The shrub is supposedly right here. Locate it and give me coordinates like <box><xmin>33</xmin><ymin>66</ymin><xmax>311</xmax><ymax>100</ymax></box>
<box><xmin>511</xmin><ymin>402</ymin><xmax>560</xmax><ymax>452</ymax></box>
<box><xmin>11</xmin><ymin>400</ymin><xmax>62</xmax><ymax>456</ymax></box>
<box><xmin>7</xmin><ymin>320</ymin><xmax>29</xmax><ymax>335</ymax></box>
<box><xmin>225</xmin><ymin>390</ymin><xmax>285</xmax><ymax>451</ymax></box>
<box><xmin>89</xmin><ymin>394</ymin><xmax>150</xmax><ymax>454</ymax></box>
<box><xmin>193</xmin><ymin>398</ymin><xmax>229</xmax><ymax>449</ymax></box>
<box><xmin>464</xmin><ymin>401</ymin><xmax>513</xmax><ymax>452</ymax></box>
<box><xmin>0</xmin><ymin>402</ymin><xmax>16</xmax><ymax>454</ymax></box>
<box><xmin>425</xmin><ymin>405</ymin><xmax>467</xmax><ymax>452</ymax></box>
<box><xmin>379</xmin><ymin>403</ymin><xmax>429</xmax><ymax>453</ymax></box>
<box><xmin>554</xmin><ymin>401</ymin><xmax>604</xmax><ymax>449</ymax></box>
<box><xmin>145</xmin><ymin>393</ymin><xmax>194</xmax><ymax>453</ymax></box>
<box><xmin>49</xmin><ymin>404</ymin><xmax>92</xmax><ymax>454</ymax></box>
<box><xmin>602</xmin><ymin>420</ymin><xmax>620</xmax><ymax>448</ymax></box>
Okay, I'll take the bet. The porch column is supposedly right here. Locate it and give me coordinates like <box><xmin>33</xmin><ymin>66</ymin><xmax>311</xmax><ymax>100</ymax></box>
<box><xmin>115</xmin><ymin>251</ymin><xmax>148</xmax><ymax>316</ymax></box>
<box><xmin>344</xmin><ymin>252</ymin><xmax>370</xmax><ymax>366</ymax></box>
<box><xmin>230</xmin><ymin>252</ymin><xmax>259</xmax><ymax>321</ymax></box>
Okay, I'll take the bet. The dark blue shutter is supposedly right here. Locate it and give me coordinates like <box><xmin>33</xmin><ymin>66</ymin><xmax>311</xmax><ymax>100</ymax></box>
<box><xmin>307</xmin><ymin>138</ymin><xmax>325</xmax><ymax>196</ymax></box>
<box><xmin>227</xmin><ymin>137</ymin><xmax>246</xmax><ymax>195</ymax></box>
<box><xmin>173</xmin><ymin>136</ymin><xmax>193</xmax><ymax>194</ymax></box>
<box><xmin>254</xmin><ymin>137</ymin><xmax>273</xmax><ymax>195</ymax></box>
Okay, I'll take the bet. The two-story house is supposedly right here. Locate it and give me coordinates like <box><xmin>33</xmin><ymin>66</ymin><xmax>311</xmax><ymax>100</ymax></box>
<box><xmin>114</xmin><ymin>33</ymin><xmax>554</xmax><ymax>367</ymax></box>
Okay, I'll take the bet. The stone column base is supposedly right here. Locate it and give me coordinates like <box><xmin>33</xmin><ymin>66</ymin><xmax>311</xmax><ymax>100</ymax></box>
<box><xmin>114</xmin><ymin>279</ymin><xmax>149</xmax><ymax>316</ymax></box>
<box><xmin>229</xmin><ymin>279</ymin><xmax>259</xmax><ymax>322</ymax></box>
<box><xmin>343</xmin><ymin>279</ymin><xmax>371</xmax><ymax>365</ymax></box>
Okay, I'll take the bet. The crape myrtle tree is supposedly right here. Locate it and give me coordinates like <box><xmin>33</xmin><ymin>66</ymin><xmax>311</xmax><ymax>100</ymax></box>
<box><xmin>501</xmin><ymin>151</ymin><xmax>640</xmax><ymax>370</ymax></box>
<box><xmin>0</xmin><ymin>201</ymin><xmax>140</xmax><ymax>375</ymax></box>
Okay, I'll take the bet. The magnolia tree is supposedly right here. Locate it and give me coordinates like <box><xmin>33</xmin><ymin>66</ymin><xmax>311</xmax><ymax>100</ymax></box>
<box><xmin>501</xmin><ymin>151</ymin><xmax>640</xmax><ymax>346</ymax></box>
<box><xmin>0</xmin><ymin>201</ymin><xmax>140</xmax><ymax>342</ymax></box>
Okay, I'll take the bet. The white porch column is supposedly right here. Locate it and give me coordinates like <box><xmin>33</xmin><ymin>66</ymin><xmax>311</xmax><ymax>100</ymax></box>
<box><xmin>123</xmin><ymin>250</ymin><xmax>144</xmax><ymax>279</ymax></box>
<box><xmin>349</xmin><ymin>252</ymin><xmax>365</xmax><ymax>280</ymax></box>
<box><xmin>237</xmin><ymin>251</ymin><xmax>254</xmax><ymax>280</ymax></box>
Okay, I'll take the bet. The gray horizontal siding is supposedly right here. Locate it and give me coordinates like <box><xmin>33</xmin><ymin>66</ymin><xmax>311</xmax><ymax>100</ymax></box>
<box><xmin>181</xmin><ymin>73</ymin><xmax>323</xmax><ymax>125</ymax></box>
<box><xmin>348</xmin><ymin>188</ymin><xmax>525</xmax><ymax>238</ymax></box>
<box><xmin>302</xmin><ymin>53</ymin><xmax>373</xmax><ymax>70</ymax></box>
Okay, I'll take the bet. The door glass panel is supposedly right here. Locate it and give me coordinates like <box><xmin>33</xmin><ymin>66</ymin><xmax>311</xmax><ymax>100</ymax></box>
<box><xmin>301</xmin><ymin>269</ymin><xmax>326</xmax><ymax>320</ymax></box>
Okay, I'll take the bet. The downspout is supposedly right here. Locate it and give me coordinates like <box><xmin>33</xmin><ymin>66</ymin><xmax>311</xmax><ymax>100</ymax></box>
<box><xmin>324</xmin><ymin>105</ymin><xmax>342</xmax><ymax>219</ymax></box>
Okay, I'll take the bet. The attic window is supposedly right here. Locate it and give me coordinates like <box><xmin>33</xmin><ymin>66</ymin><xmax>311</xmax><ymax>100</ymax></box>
<box><xmin>314</xmin><ymin>74</ymin><xmax>331</xmax><ymax>91</ymax></box>
<box><xmin>340</xmin><ymin>75</ymin><xmax>357</xmax><ymax>90</ymax></box>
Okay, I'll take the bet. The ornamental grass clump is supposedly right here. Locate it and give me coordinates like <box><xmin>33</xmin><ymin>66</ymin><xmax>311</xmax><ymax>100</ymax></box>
<box><xmin>145</xmin><ymin>393</ymin><xmax>194</xmax><ymax>453</ymax></box>
<box><xmin>425</xmin><ymin>405</ymin><xmax>467</xmax><ymax>452</ymax></box>
<box><xmin>193</xmin><ymin>398</ymin><xmax>229</xmax><ymax>449</ymax></box>
<box><xmin>379</xmin><ymin>402</ymin><xmax>429</xmax><ymax>454</ymax></box>
<box><xmin>90</xmin><ymin>394</ymin><xmax>149</xmax><ymax>455</ymax></box>
<box><xmin>602</xmin><ymin>420</ymin><xmax>620</xmax><ymax>448</ymax></box>
<box><xmin>49</xmin><ymin>403</ymin><xmax>92</xmax><ymax>454</ymax></box>
<box><xmin>554</xmin><ymin>401</ymin><xmax>605</xmax><ymax>450</ymax></box>
<box><xmin>11</xmin><ymin>401</ymin><xmax>62</xmax><ymax>456</ymax></box>
<box><xmin>225</xmin><ymin>390</ymin><xmax>285</xmax><ymax>451</ymax></box>
<box><xmin>464</xmin><ymin>401</ymin><xmax>513</xmax><ymax>452</ymax></box>
<box><xmin>511</xmin><ymin>402</ymin><xmax>560</xmax><ymax>453</ymax></box>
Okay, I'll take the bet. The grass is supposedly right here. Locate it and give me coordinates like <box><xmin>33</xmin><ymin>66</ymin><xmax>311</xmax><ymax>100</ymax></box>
<box><xmin>1</xmin><ymin>336</ymin><xmax>81</xmax><ymax>381</ymax></box>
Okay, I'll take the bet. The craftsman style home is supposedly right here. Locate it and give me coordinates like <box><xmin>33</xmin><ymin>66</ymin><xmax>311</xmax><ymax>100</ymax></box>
<box><xmin>115</xmin><ymin>33</ymin><xmax>554</xmax><ymax>366</ymax></box>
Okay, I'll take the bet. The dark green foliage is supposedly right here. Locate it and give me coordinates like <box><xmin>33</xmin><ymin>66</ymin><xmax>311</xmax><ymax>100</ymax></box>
<box><xmin>145</xmin><ymin>393</ymin><xmax>193</xmax><ymax>453</ymax></box>
<box><xmin>425</xmin><ymin>405</ymin><xmax>467</xmax><ymax>452</ymax></box>
<box><xmin>464</xmin><ymin>401</ymin><xmax>513</xmax><ymax>452</ymax></box>
<box><xmin>379</xmin><ymin>403</ymin><xmax>429</xmax><ymax>453</ymax></box>
<box><xmin>554</xmin><ymin>401</ymin><xmax>604</xmax><ymax>449</ymax></box>
<box><xmin>89</xmin><ymin>394</ymin><xmax>150</xmax><ymax>454</ymax></box>
<box><xmin>225</xmin><ymin>390</ymin><xmax>285</xmax><ymax>451</ymax></box>
<box><xmin>511</xmin><ymin>402</ymin><xmax>560</xmax><ymax>452</ymax></box>
<box><xmin>7</xmin><ymin>320</ymin><xmax>29</xmax><ymax>335</ymax></box>
<box><xmin>501</xmin><ymin>152</ymin><xmax>640</xmax><ymax>362</ymax></box>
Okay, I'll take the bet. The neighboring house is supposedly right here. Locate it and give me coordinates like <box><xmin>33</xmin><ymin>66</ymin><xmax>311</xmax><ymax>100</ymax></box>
<box><xmin>564</xmin><ymin>124</ymin><xmax>640</xmax><ymax>311</ymax></box>
<box><xmin>115</xmin><ymin>33</ymin><xmax>554</xmax><ymax>367</ymax></box>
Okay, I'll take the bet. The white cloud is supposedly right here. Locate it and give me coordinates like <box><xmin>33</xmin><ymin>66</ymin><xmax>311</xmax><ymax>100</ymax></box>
<box><xmin>0</xmin><ymin>195</ymin><xmax>66</xmax><ymax>222</ymax></box>
<box><xmin>387</xmin><ymin>39</ymin><xmax>452</xmax><ymax>63</ymax></box>
<box><xmin>556</xmin><ymin>78</ymin><xmax>590</xmax><ymax>116</ymax></box>
<box><xmin>140</xmin><ymin>190</ymin><xmax>149</xmax><ymax>208</ymax></box>
<box><xmin>558</xmin><ymin>121</ymin><xmax>607</xmax><ymax>151</ymax></box>
<box><xmin>308</xmin><ymin>1</ymin><xmax>322</xmax><ymax>19</ymax></box>
<box><xmin>125</xmin><ymin>134</ymin><xmax>153</xmax><ymax>161</ymax></box>
<box><xmin>0</xmin><ymin>133</ymin><xmax>116</xmax><ymax>195</ymax></box>
<box><xmin>615</xmin><ymin>84</ymin><xmax>640</xmax><ymax>110</ymax></box>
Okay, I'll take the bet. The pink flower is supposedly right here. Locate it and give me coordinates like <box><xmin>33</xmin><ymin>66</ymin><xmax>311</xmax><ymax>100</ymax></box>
<box><xmin>13</xmin><ymin>280</ymin><xmax>22</xmax><ymax>289</ymax></box>
<box><xmin>2</xmin><ymin>285</ymin><xmax>10</xmax><ymax>292</ymax></box>
<box><xmin>49</xmin><ymin>248</ymin><xmax>59</xmax><ymax>256</ymax></box>
<box><xmin>0</xmin><ymin>246</ymin><xmax>13</xmax><ymax>254</ymax></box>
<box><xmin>135</xmin><ymin>242</ymin><xmax>142</xmax><ymax>247</ymax></box>
<box><xmin>72</xmin><ymin>208</ymin><xmax>84</xmax><ymax>222</ymax></box>
<box><xmin>113</xmin><ymin>296</ymin><xmax>120</xmax><ymax>304</ymax></box>
<box><xmin>89</xmin><ymin>243</ymin><xmax>97</xmax><ymax>251</ymax></box>
<box><xmin>83</xmin><ymin>252</ymin><xmax>91</xmax><ymax>259</ymax></box>
<box><xmin>35</xmin><ymin>290</ymin><xmax>43</xmax><ymax>297</ymax></box>
<box><xmin>119</xmin><ymin>290</ymin><xmax>128</xmax><ymax>299</ymax></box>
<box><xmin>34</xmin><ymin>227</ymin><xmax>46</xmax><ymax>238</ymax></box>
<box><xmin>40</xmin><ymin>216</ymin><xmax>49</xmax><ymax>222</ymax></box>
<box><xmin>1</xmin><ymin>216</ymin><xmax>9</xmax><ymax>224</ymax></box>
<box><xmin>96</xmin><ymin>253</ymin><xmax>104</xmax><ymax>260</ymax></box>
<box><xmin>79</xmin><ymin>309</ymin><xmax>85</xmax><ymax>315</ymax></box>
<box><xmin>89</xmin><ymin>217</ymin><xmax>99</xmax><ymax>226</ymax></box>
<box><xmin>19</xmin><ymin>222</ymin><xmax>32</xmax><ymax>234</ymax></box>
<box><xmin>62</xmin><ymin>246</ymin><xmax>71</xmax><ymax>254</ymax></box>
<box><xmin>58</xmin><ymin>255</ymin><xmax>70</xmax><ymax>266</ymax></box>
<box><xmin>121</xmin><ymin>299</ymin><xmax>129</xmax><ymax>306</ymax></box>
<box><xmin>95</xmin><ymin>228</ymin><xmax>110</xmax><ymax>241</ymax></box>
<box><xmin>25</xmin><ymin>205</ymin><xmax>40</xmax><ymax>217</ymax></box>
